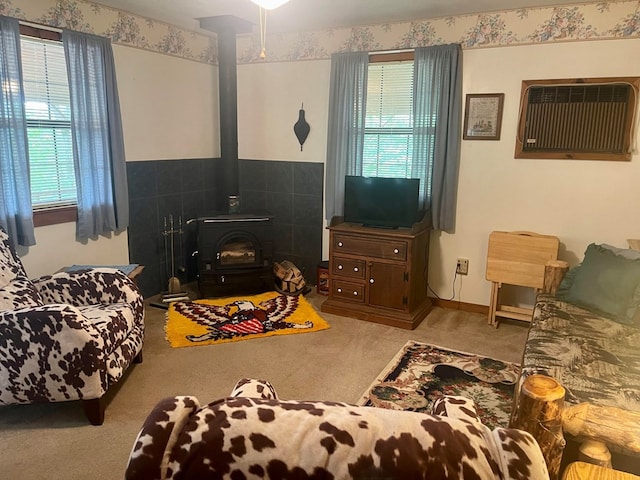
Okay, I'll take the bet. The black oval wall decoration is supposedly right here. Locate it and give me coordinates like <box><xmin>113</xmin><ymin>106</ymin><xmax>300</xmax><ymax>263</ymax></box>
<box><xmin>294</xmin><ymin>103</ymin><xmax>310</xmax><ymax>151</ymax></box>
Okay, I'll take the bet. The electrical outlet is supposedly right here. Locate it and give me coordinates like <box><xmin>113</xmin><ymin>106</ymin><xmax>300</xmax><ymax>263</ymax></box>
<box><xmin>456</xmin><ymin>258</ymin><xmax>469</xmax><ymax>275</ymax></box>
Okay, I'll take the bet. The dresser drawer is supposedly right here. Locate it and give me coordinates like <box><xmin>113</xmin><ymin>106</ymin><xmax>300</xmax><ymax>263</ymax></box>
<box><xmin>331</xmin><ymin>257</ymin><xmax>366</xmax><ymax>279</ymax></box>
<box><xmin>331</xmin><ymin>280</ymin><xmax>365</xmax><ymax>303</ymax></box>
<box><xmin>333</xmin><ymin>234</ymin><xmax>407</xmax><ymax>261</ymax></box>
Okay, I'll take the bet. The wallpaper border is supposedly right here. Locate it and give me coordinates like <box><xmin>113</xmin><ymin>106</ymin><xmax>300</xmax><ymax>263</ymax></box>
<box><xmin>6</xmin><ymin>0</ymin><xmax>640</xmax><ymax>65</ymax></box>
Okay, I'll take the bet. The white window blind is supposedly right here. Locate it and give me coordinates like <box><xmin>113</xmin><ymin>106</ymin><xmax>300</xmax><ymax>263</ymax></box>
<box><xmin>363</xmin><ymin>60</ymin><xmax>414</xmax><ymax>178</ymax></box>
<box><xmin>20</xmin><ymin>36</ymin><xmax>76</xmax><ymax>208</ymax></box>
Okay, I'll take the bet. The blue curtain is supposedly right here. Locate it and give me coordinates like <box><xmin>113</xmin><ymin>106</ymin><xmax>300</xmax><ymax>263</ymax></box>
<box><xmin>324</xmin><ymin>51</ymin><xmax>368</xmax><ymax>222</ymax></box>
<box><xmin>62</xmin><ymin>30</ymin><xmax>128</xmax><ymax>239</ymax></box>
<box><xmin>413</xmin><ymin>44</ymin><xmax>462</xmax><ymax>232</ymax></box>
<box><xmin>0</xmin><ymin>16</ymin><xmax>35</xmax><ymax>247</ymax></box>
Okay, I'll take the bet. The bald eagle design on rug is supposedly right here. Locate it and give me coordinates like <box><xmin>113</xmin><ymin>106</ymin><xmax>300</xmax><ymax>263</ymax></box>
<box><xmin>174</xmin><ymin>294</ymin><xmax>313</xmax><ymax>342</ymax></box>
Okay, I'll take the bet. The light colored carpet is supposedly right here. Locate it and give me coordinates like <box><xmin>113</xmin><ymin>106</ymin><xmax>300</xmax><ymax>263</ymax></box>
<box><xmin>0</xmin><ymin>292</ymin><xmax>529</xmax><ymax>479</ymax></box>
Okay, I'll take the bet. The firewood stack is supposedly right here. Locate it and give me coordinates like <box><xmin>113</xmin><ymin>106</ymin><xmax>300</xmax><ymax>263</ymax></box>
<box><xmin>273</xmin><ymin>260</ymin><xmax>306</xmax><ymax>294</ymax></box>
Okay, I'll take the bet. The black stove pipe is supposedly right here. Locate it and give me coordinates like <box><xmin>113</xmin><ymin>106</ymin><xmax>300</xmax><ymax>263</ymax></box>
<box><xmin>216</xmin><ymin>26</ymin><xmax>239</xmax><ymax>201</ymax></box>
<box><xmin>198</xmin><ymin>16</ymin><xmax>252</xmax><ymax>211</ymax></box>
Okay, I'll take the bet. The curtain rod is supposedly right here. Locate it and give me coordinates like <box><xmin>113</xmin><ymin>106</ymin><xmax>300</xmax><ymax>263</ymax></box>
<box><xmin>368</xmin><ymin>48</ymin><xmax>413</xmax><ymax>55</ymax></box>
<box><xmin>19</xmin><ymin>20</ymin><xmax>62</xmax><ymax>33</ymax></box>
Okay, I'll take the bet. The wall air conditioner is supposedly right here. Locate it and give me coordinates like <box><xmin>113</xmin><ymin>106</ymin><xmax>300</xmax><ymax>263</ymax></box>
<box><xmin>515</xmin><ymin>77</ymin><xmax>639</xmax><ymax>161</ymax></box>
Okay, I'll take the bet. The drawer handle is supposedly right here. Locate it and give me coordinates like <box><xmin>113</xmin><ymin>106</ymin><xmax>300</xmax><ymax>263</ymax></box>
<box><xmin>338</xmin><ymin>264</ymin><xmax>343</xmax><ymax>270</ymax></box>
<box><xmin>353</xmin><ymin>267</ymin><xmax>359</xmax><ymax>272</ymax></box>
<box><xmin>393</xmin><ymin>248</ymin><xmax>399</xmax><ymax>254</ymax></box>
<box><xmin>337</xmin><ymin>288</ymin><xmax>342</xmax><ymax>293</ymax></box>
<box><xmin>353</xmin><ymin>291</ymin><xmax>358</xmax><ymax>296</ymax></box>
<box><xmin>369</xmin><ymin>278</ymin><xmax>374</xmax><ymax>284</ymax></box>
<box><xmin>338</xmin><ymin>241</ymin><xmax>343</xmax><ymax>247</ymax></box>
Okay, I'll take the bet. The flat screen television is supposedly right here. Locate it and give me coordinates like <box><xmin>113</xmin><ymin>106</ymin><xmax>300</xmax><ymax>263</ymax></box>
<box><xmin>343</xmin><ymin>176</ymin><xmax>422</xmax><ymax>229</ymax></box>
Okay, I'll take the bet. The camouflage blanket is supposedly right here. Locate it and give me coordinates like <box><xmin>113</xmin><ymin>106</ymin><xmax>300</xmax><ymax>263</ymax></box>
<box><xmin>521</xmin><ymin>294</ymin><xmax>640</xmax><ymax>411</ymax></box>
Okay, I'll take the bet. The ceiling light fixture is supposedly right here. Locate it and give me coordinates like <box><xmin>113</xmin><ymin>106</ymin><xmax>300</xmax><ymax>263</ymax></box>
<box><xmin>250</xmin><ymin>0</ymin><xmax>291</xmax><ymax>9</ymax></box>
<box><xmin>250</xmin><ymin>0</ymin><xmax>291</xmax><ymax>59</ymax></box>
<box><xmin>258</xmin><ymin>7</ymin><xmax>268</xmax><ymax>59</ymax></box>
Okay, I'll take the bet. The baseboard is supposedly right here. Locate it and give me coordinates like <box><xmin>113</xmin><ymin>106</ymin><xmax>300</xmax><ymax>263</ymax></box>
<box><xmin>431</xmin><ymin>297</ymin><xmax>489</xmax><ymax>315</ymax></box>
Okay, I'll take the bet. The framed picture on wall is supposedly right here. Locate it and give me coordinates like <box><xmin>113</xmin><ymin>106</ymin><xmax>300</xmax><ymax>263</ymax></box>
<box><xmin>463</xmin><ymin>93</ymin><xmax>504</xmax><ymax>140</ymax></box>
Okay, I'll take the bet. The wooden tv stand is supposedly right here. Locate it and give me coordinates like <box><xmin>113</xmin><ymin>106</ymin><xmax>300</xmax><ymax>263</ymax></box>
<box><xmin>320</xmin><ymin>220</ymin><xmax>432</xmax><ymax>330</ymax></box>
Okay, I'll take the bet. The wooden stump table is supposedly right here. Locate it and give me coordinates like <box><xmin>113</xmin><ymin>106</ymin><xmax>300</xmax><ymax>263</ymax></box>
<box><xmin>512</xmin><ymin>374</ymin><xmax>640</xmax><ymax>478</ymax></box>
<box><xmin>563</xmin><ymin>462</ymin><xmax>640</xmax><ymax>480</ymax></box>
<box><xmin>510</xmin><ymin>374</ymin><xmax>567</xmax><ymax>480</ymax></box>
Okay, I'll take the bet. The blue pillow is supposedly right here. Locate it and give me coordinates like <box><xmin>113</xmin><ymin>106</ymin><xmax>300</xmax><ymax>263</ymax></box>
<box><xmin>562</xmin><ymin>243</ymin><xmax>640</xmax><ymax>324</ymax></box>
<box><xmin>555</xmin><ymin>266</ymin><xmax>579</xmax><ymax>299</ymax></box>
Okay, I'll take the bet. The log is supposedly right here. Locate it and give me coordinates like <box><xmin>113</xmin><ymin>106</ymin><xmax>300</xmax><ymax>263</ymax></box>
<box><xmin>273</xmin><ymin>260</ymin><xmax>306</xmax><ymax>294</ymax></box>
<box><xmin>562</xmin><ymin>403</ymin><xmax>640</xmax><ymax>455</ymax></box>
<box><xmin>274</xmin><ymin>260</ymin><xmax>303</xmax><ymax>281</ymax></box>
<box><xmin>284</xmin><ymin>269</ymin><xmax>295</xmax><ymax>282</ymax></box>
<box><xmin>543</xmin><ymin>260</ymin><xmax>569</xmax><ymax>295</ymax></box>
<box><xmin>562</xmin><ymin>461</ymin><xmax>640</xmax><ymax>480</ymax></box>
<box><xmin>578</xmin><ymin>440</ymin><xmax>612</xmax><ymax>468</ymax></box>
<box><xmin>273</xmin><ymin>261</ymin><xmax>289</xmax><ymax>280</ymax></box>
<box><xmin>510</xmin><ymin>375</ymin><xmax>566</xmax><ymax>480</ymax></box>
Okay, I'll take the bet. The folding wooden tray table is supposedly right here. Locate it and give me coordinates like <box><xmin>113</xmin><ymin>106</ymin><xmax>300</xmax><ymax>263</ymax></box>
<box><xmin>486</xmin><ymin>231</ymin><xmax>560</xmax><ymax>327</ymax></box>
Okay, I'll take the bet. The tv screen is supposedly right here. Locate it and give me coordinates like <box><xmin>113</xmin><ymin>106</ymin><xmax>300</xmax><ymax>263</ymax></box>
<box><xmin>343</xmin><ymin>176</ymin><xmax>422</xmax><ymax>229</ymax></box>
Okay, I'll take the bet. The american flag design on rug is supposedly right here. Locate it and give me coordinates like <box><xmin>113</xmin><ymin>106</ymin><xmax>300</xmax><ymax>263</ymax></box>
<box><xmin>220</xmin><ymin>317</ymin><xmax>265</xmax><ymax>335</ymax></box>
<box><xmin>165</xmin><ymin>292</ymin><xmax>330</xmax><ymax>347</ymax></box>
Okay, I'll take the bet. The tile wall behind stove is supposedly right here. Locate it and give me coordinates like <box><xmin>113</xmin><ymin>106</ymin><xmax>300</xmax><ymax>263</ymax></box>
<box><xmin>127</xmin><ymin>158</ymin><xmax>324</xmax><ymax>298</ymax></box>
<box><xmin>239</xmin><ymin>160</ymin><xmax>324</xmax><ymax>290</ymax></box>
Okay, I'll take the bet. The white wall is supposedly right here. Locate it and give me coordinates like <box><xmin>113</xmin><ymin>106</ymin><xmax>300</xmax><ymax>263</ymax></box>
<box><xmin>237</xmin><ymin>38</ymin><xmax>640</xmax><ymax>307</ymax></box>
<box><xmin>442</xmin><ymin>38</ymin><xmax>640</xmax><ymax>306</ymax></box>
<box><xmin>19</xmin><ymin>224</ymin><xmax>130</xmax><ymax>277</ymax></box>
<box><xmin>237</xmin><ymin>60</ymin><xmax>330</xmax><ymax>162</ymax></box>
<box><xmin>116</xmin><ymin>47</ymin><xmax>219</xmax><ymax>161</ymax></box>
<box><xmin>20</xmin><ymin>46</ymin><xmax>219</xmax><ymax>278</ymax></box>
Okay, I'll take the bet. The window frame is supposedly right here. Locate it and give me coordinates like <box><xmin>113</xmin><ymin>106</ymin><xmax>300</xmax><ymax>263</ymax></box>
<box><xmin>19</xmin><ymin>24</ymin><xmax>78</xmax><ymax>227</ymax></box>
<box><xmin>363</xmin><ymin>51</ymin><xmax>415</xmax><ymax>179</ymax></box>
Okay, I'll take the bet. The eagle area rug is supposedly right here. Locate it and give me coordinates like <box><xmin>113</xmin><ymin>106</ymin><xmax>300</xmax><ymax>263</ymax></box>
<box><xmin>358</xmin><ymin>341</ymin><xmax>520</xmax><ymax>429</ymax></box>
<box><xmin>165</xmin><ymin>291</ymin><xmax>330</xmax><ymax>347</ymax></box>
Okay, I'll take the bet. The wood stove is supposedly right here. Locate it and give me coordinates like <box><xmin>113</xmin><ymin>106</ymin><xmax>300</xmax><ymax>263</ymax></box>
<box><xmin>194</xmin><ymin>212</ymin><xmax>274</xmax><ymax>297</ymax></box>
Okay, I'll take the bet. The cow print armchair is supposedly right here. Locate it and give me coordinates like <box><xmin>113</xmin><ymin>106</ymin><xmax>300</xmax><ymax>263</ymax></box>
<box><xmin>126</xmin><ymin>378</ymin><xmax>549</xmax><ymax>479</ymax></box>
<box><xmin>0</xmin><ymin>228</ymin><xmax>144</xmax><ymax>425</ymax></box>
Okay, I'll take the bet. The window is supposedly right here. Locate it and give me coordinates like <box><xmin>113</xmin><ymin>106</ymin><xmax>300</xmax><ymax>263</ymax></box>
<box><xmin>21</xmin><ymin>34</ymin><xmax>76</xmax><ymax>208</ymax></box>
<box><xmin>325</xmin><ymin>46</ymin><xmax>460</xmax><ymax>230</ymax></box>
<box><xmin>363</xmin><ymin>53</ymin><xmax>414</xmax><ymax>178</ymax></box>
<box><xmin>2</xmin><ymin>23</ymin><xmax>125</xmax><ymax>237</ymax></box>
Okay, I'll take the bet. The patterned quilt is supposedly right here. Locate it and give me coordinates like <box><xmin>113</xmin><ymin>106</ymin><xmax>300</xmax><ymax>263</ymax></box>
<box><xmin>521</xmin><ymin>293</ymin><xmax>640</xmax><ymax>412</ymax></box>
